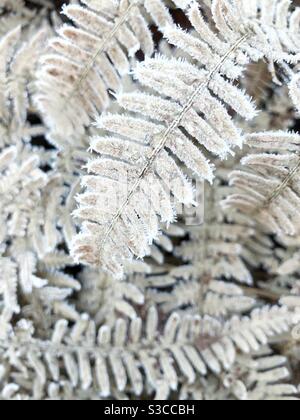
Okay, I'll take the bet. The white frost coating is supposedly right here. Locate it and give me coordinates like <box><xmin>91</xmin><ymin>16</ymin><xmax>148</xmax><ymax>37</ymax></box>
<box><xmin>0</xmin><ymin>0</ymin><xmax>300</xmax><ymax>402</ymax></box>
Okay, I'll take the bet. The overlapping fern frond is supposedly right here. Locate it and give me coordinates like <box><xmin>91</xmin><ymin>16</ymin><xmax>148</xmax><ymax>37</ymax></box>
<box><xmin>143</xmin><ymin>266</ymin><xmax>256</xmax><ymax>316</ymax></box>
<box><xmin>1</xmin><ymin>0</ymin><xmax>300</xmax><ymax>402</ymax></box>
<box><xmin>71</xmin><ymin>0</ymin><xmax>262</xmax><ymax>278</ymax></box>
<box><xmin>35</xmin><ymin>0</ymin><xmax>187</xmax><ymax>137</ymax></box>
<box><xmin>0</xmin><ymin>25</ymin><xmax>48</xmax><ymax>145</ymax></box>
<box><xmin>223</xmin><ymin>132</ymin><xmax>300</xmax><ymax>237</ymax></box>
<box><xmin>72</xmin><ymin>0</ymin><xmax>300</xmax><ymax>278</ymax></box>
<box><xmin>0</xmin><ymin>304</ymin><xmax>297</xmax><ymax>400</ymax></box>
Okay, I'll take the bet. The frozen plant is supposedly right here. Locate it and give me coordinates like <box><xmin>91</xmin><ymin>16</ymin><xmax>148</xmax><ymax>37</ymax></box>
<box><xmin>0</xmin><ymin>0</ymin><xmax>300</xmax><ymax>401</ymax></box>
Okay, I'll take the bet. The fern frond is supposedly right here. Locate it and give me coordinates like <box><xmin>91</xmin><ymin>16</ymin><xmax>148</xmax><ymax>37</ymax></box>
<box><xmin>223</xmin><ymin>131</ymin><xmax>300</xmax><ymax>237</ymax></box>
<box><xmin>168</xmin><ymin>350</ymin><xmax>298</xmax><ymax>400</ymax></box>
<box><xmin>0</xmin><ymin>146</ymin><xmax>77</xmax><ymax>322</ymax></box>
<box><xmin>72</xmin><ymin>23</ymin><xmax>257</xmax><ymax>277</ymax></box>
<box><xmin>0</xmin><ymin>25</ymin><xmax>48</xmax><ymax>147</ymax></box>
<box><xmin>227</xmin><ymin>352</ymin><xmax>299</xmax><ymax>401</ymax></box>
<box><xmin>145</xmin><ymin>266</ymin><xmax>256</xmax><ymax>316</ymax></box>
<box><xmin>1</xmin><ymin>0</ymin><xmax>300</xmax><ymax>401</ymax></box>
<box><xmin>0</xmin><ymin>146</ymin><xmax>48</xmax><ymax>244</ymax></box>
<box><xmin>173</xmin><ymin>180</ymin><xmax>254</xmax><ymax>285</ymax></box>
<box><xmin>74</xmin><ymin>0</ymin><xmax>300</xmax><ymax>276</ymax></box>
<box><xmin>77</xmin><ymin>268</ymin><xmax>145</xmax><ymax>326</ymax></box>
<box><xmin>246</xmin><ymin>356</ymin><xmax>299</xmax><ymax>400</ymax></box>
<box><xmin>176</xmin><ymin>224</ymin><xmax>254</xmax><ymax>284</ymax></box>
<box><xmin>0</xmin><ymin>304</ymin><xmax>297</xmax><ymax>400</ymax></box>
<box><xmin>35</xmin><ymin>0</ymin><xmax>182</xmax><ymax>137</ymax></box>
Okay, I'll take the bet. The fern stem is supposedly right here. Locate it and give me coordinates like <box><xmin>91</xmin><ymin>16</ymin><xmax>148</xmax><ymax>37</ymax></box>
<box><xmin>262</xmin><ymin>156</ymin><xmax>300</xmax><ymax>208</ymax></box>
<box><xmin>0</xmin><ymin>335</ymin><xmax>209</xmax><ymax>356</ymax></box>
<box><xmin>99</xmin><ymin>33</ymin><xmax>250</xmax><ymax>251</ymax></box>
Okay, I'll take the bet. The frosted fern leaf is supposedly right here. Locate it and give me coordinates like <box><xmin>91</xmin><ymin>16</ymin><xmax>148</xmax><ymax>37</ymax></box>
<box><xmin>0</xmin><ymin>305</ymin><xmax>297</xmax><ymax>400</ymax></box>
<box><xmin>144</xmin><ymin>266</ymin><xmax>255</xmax><ymax>316</ymax></box>
<box><xmin>0</xmin><ymin>25</ymin><xmax>47</xmax><ymax>137</ymax></box>
<box><xmin>73</xmin><ymin>0</ymin><xmax>300</xmax><ymax>276</ymax></box>
<box><xmin>223</xmin><ymin>132</ymin><xmax>300</xmax><ymax>238</ymax></box>
<box><xmin>72</xmin><ymin>3</ymin><xmax>259</xmax><ymax>277</ymax></box>
<box><xmin>77</xmin><ymin>268</ymin><xmax>145</xmax><ymax>326</ymax></box>
<box><xmin>175</xmin><ymin>179</ymin><xmax>255</xmax><ymax>285</ymax></box>
<box><xmin>208</xmin><ymin>0</ymin><xmax>300</xmax><ymax>64</ymax></box>
<box><xmin>228</xmin><ymin>353</ymin><xmax>299</xmax><ymax>401</ymax></box>
<box><xmin>34</xmin><ymin>0</ymin><xmax>183</xmax><ymax>137</ymax></box>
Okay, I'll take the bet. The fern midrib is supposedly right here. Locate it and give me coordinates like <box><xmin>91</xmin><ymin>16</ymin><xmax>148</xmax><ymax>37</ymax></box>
<box><xmin>63</xmin><ymin>0</ymin><xmax>140</xmax><ymax>107</ymax></box>
<box><xmin>0</xmin><ymin>335</ymin><xmax>210</xmax><ymax>356</ymax></box>
<box><xmin>254</xmin><ymin>155</ymin><xmax>300</xmax><ymax>213</ymax></box>
<box><xmin>0</xmin><ymin>308</ymin><xmax>287</xmax><ymax>356</ymax></box>
<box><xmin>99</xmin><ymin>34</ymin><xmax>250</xmax><ymax>252</ymax></box>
